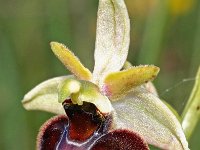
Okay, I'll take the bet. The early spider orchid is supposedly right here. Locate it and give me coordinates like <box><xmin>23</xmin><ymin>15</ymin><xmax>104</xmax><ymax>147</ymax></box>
<box><xmin>22</xmin><ymin>0</ymin><xmax>189</xmax><ymax>149</ymax></box>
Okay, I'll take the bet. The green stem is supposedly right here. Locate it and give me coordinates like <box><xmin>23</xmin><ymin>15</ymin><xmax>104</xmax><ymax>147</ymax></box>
<box><xmin>181</xmin><ymin>66</ymin><xmax>200</xmax><ymax>140</ymax></box>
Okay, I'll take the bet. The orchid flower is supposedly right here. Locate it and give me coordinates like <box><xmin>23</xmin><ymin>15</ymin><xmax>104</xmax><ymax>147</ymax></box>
<box><xmin>22</xmin><ymin>0</ymin><xmax>189</xmax><ymax>149</ymax></box>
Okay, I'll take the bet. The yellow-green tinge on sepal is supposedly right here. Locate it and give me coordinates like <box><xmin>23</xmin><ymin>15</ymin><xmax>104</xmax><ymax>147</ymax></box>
<box><xmin>22</xmin><ymin>76</ymin><xmax>72</xmax><ymax>115</ymax></box>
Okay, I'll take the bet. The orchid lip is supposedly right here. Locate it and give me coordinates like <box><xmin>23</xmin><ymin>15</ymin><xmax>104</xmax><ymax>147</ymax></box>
<box><xmin>37</xmin><ymin>101</ymin><xmax>114</xmax><ymax>149</ymax></box>
<box><xmin>37</xmin><ymin>101</ymin><xmax>149</xmax><ymax>150</ymax></box>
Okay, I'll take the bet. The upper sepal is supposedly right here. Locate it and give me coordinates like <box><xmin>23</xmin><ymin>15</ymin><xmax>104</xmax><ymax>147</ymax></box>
<box><xmin>93</xmin><ymin>0</ymin><xmax>130</xmax><ymax>86</ymax></box>
<box><xmin>22</xmin><ymin>76</ymin><xmax>73</xmax><ymax>114</ymax></box>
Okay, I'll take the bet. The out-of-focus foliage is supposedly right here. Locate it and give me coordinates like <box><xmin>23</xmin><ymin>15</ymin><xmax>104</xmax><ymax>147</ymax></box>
<box><xmin>0</xmin><ymin>0</ymin><xmax>199</xmax><ymax>149</ymax></box>
<box><xmin>168</xmin><ymin>0</ymin><xmax>195</xmax><ymax>16</ymax></box>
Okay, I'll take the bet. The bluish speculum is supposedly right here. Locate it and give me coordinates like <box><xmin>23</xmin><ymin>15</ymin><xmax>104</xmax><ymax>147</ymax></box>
<box><xmin>37</xmin><ymin>99</ymin><xmax>149</xmax><ymax>150</ymax></box>
<box><xmin>37</xmin><ymin>100</ymin><xmax>112</xmax><ymax>150</ymax></box>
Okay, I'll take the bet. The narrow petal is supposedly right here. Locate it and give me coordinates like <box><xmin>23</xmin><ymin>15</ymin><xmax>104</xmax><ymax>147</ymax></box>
<box><xmin>112</xmin><ymin>87</ymin><xmax>189</xmax><ymax>150</ymax></box>
<box><xmin>93</xmin><ymin>0</ymin><xmax>130</xmax><ymax>86</ymax></box>
<box><xmin>22</xmin><ymin>76</ymin><xmax>72</xmax><ymax>114</ymax></box>
<box><xmin>51</xmin><ymin>42</ymin><xmax>92</xmax><ymax>81</ymax></box>
<box><xmin>103</xmin><ymin>65</ymin><xmax>160</xmax><ymax>99</ymax></box>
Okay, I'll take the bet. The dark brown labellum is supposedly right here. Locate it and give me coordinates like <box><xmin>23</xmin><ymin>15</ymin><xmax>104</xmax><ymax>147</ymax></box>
<box><xmin>37</xmin><ymin>100</ymin><xmax>149</xmax><ymax>150</ymax></box>
<box><xmin>63</xmin><ymin>101</ymin><xmax>111</xmax><ymax>143</ymax></box>
<box><xmin>91</xmin><ymin>129</ymin><xmax>149</xmax><ymax>150</ymax></box>
<box><xmin>37</xmin><ymin>101</ymin><xmax>112</xmax><ymax>149</ymax></box>
<box><xmin>37</xmin><ymin>115</ymin><xmax>68</xmax><ymax>150</ymax></box>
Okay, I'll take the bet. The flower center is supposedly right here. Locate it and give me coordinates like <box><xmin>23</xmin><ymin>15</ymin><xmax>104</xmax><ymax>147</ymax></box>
<box><xmin>63</xmin><ymin>100</ymin><xmax>110</xmax><ymax>143</ymax></box>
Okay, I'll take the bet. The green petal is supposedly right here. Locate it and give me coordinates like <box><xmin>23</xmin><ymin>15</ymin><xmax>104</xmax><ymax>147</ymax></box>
<box><xmin>103</xmin><ymin>65</ymin><xmax>159</xmax><ymax>99</ymax></box>
<box><xmin>22</xmin><ymin>76</ymin><xmax>72</xmax><ymax>114</ymax></box>
<box><xmin>112</xmin><ymin>87</ymin><xmax>189</xmax><ymax>150</ymax></box>
<box><xmin>93</xmin><ymin>0</ymin><xmax>130</xmax><ymax>86</ymax></box>
<box><xmin>51</xmin><ymin>42</ymin><xmax>92</xmax><ymax>81</ymax></box>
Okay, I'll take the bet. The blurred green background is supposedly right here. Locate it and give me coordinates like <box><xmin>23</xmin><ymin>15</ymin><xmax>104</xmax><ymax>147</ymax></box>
<box><xmin>0</xmin><ymin>0</ymin><xmax>199</xmax><ymax>149</ymax></box>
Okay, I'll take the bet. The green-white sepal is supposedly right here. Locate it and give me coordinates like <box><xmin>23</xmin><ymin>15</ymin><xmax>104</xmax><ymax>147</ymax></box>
<box><xmin>22</xmin><ymin>76</ymin><xmax>72</xmax><ymax>114</ymax></box>
<box><xmin>93</xmin><ymin>0</ymin><xmax>130</xmax><ymax>86</ymax></box>
<box><xmin>112</xmin><ymin>86</ymin><xmax>189</xmax><ymax>150</ymax></box>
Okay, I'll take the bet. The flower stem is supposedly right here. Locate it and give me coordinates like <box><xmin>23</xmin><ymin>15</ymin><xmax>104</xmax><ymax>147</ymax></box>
<box><xmin>181</xmin><ymin>66</ymin><xmax>200</xmax><ymax>140</ymax></box>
